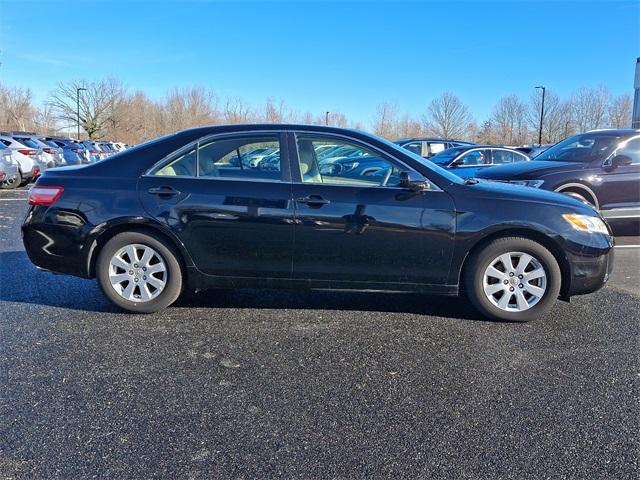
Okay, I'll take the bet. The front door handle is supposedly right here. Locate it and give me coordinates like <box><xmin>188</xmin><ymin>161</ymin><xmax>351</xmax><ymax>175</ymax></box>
<box><xmin>148</xmin><ymin>186</ymin><xmax>180</xmax><ymax>196</ymax></box>
<box><xmin>296</xmin><ymin>195</ymin><xmax>330</xmax><ymax>207</ymax></box>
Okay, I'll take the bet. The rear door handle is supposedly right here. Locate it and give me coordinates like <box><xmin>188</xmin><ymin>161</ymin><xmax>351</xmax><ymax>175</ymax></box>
<box><xmin>296</xmin><ymin>195</ymin><xmax>330</xmax><ymax>207</ymax></box>
<box><xmin>148</xmin><ymin>186</ymin><xmax>180</xmax><ymax>196</ymax></box>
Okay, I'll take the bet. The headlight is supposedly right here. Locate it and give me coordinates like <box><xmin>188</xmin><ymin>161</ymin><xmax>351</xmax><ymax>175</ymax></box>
<box><xmin>562</xmin><ymin>214</ymin><xmax>609</xmax><ymax>234</ymax></box>
<box><xmin>508</xmin><ymin>180</ymin><xmax>544</xmax><ymax>188</ymax></box>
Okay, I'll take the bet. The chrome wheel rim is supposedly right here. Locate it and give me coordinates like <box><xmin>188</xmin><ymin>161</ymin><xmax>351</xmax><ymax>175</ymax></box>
<box><xmin>483</xmin><ymin>251</ymin><xmax>547</xmax><ymax>312</ymax></box>
<box><xmin>108</xmin><ymin>244</ymin><xmax>167</xmax><ymax>302</ymax></box>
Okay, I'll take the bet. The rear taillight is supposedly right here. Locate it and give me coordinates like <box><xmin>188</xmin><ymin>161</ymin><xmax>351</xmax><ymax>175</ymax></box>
<box><xmin>90</xmin><ymin>150</ymin><xmax>100</xmax><ymax>154</ymax></box>
<box><xmin>72</xmin><ymin>149</ymin><xmax>82</xmax><ymax>153</ymax></box>
<box><xmin>33</xmin><ymin>168</ymin><xmax>40</xmax><ymax>177</ymax></box>
<box><xmin>43</xmin><ymin>147</ymin><xmax>56</xmax><ymax>154</ymax></box>
<box><xmin>28</xmin><ymin>186</ymin><xmax>64</xmax><ymax>206</ymax></box>
<box><xmin>18</xmin><ymin>149</ymin><xmax>38</xmax><ymax>156</ymax></box>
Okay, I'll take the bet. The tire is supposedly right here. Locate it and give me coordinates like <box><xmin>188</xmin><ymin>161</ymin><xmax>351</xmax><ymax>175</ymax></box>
<box><xmin>1</xmin><ymin>171</ymin><xmax>21</xmax><ymax>190</ymax></box>
<box><xmin>464</xmin><ymin>237</ymin><xmax>561</xmax><ymax>322</ymax></box>
<box><xmin>96</xmin><ymin>231</ymin><xmax>183</xmax><ymax>313</ymax></box>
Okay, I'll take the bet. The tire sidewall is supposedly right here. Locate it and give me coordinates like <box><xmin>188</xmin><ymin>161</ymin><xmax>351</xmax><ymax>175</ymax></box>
<box><xmin>96</xmin><ymin>232</ymin><xmax>183</xmax><ymax>313</ymax></box>
<box><xmin>1</xmin><ymin>171</ymin><xmax>21</xmax><ymax>190</ymax></box>
<box><xmin>466</xmin><ymin>238</ymin><xmax>561</xmax><ymax>322</ymax></box>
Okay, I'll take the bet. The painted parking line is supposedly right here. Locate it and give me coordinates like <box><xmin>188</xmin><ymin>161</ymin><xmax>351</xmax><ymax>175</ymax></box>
<box><xmin>0</xmin><ymin>198</ymin><xmax>26</xmax><ymax>201</ymax></box>
<box><xmin>615</xmin><ymin>245</ymin><xmax>640</xmax><ymax>248</ymax></box>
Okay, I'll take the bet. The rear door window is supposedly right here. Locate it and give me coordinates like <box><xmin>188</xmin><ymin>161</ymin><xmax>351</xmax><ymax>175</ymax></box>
<box><xmin>151</xmin><ymin>135</ymin><xmax>283</xmax><ymax>181</ymax></box>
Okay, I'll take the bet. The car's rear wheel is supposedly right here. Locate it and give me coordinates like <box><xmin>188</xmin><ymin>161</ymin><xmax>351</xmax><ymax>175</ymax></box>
<box><xmin>464</xmin><ymin>237</ymin><xmax>561</xmax><ymax>322</ymax></box>
<box><xmin>1</xmin><ymin>171</ymin><xmax>21</xmax><ymax>189</ymax></box>
<box><xmin>96</xmin><ymin>232</ymin><xmax>183</xmax><ymax>313</ymax></box>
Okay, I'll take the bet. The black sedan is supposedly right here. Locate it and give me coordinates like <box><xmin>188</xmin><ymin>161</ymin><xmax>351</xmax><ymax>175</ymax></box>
<box><xmin>476</xmin><ymin>129</ymin><xmax>640</xmax><ymax>221</ymax></box>
<box><xmin>22</xmin><ymin>125</ymin><xmax>614</xmax><ymax>322</ymax></box>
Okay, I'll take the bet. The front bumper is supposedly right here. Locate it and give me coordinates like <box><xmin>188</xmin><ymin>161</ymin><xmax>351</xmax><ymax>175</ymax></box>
<box><xmin>565</xmin><ymin>246</ymin><xmax>614</xmax><ymax>296</ymax></box>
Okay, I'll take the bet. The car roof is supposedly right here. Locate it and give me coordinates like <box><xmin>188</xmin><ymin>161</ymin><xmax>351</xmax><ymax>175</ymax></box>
<box><xmin>394</xmin><ymin>137</ymin><xmax>474</xmax><ymax>144</ymax></box>
<box><xmin>585</xmin><ymin>128</ymin><xmax>640</xmax><ymax>134</ymax></box>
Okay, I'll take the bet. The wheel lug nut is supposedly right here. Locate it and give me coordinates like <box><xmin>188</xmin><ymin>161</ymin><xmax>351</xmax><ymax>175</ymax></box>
<box><xmin>503</xmin><ymin>280</ymin><xmax>509</xmax><ymax>284</ymax></box>
<box><xmin>142</xmin><ymin>267</ymin><xmax>146</xmax><ymax>271</ymax></box>
<box><xmin>518</xmin><ymin>274</ymin><xmax>523</xmax><ymax>279</ymax></box>
<box><xmin>129</xmin><ymin>270</ymin><xmax>134</xmax><ymax>275</ymax></box>
<box><xmin>509</xmin><ymin>287</ymin><xmax>515</xmax><ymax>292</ymax></box>
<box><xmin>519</xmin><ymin>284</ymin><xmax>523</xmax><ymax>288</ymax></box>
<box><xmin>509</xmin><ymin>272</ymin><xmax>514</xmax><ymax>277</ymax></box>
<box><xmin>143</xmin><ymin>276</ymin><xmax>146</xmax><ymax>280</ymax></box>
<box><xmin>134</xmin><ymin>278</ymin><xmax>139</xmax><ymax>282</ymax></box>
<box><xmin>134</xmin><ymin>263</ymin><xmax>139</xmax><ymax>268</ymax></box>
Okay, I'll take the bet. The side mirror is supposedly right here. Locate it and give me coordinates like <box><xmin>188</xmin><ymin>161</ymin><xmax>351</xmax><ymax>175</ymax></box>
<box><xmin>610</xmin><ymin>154</ymin><xmax>633</xmax><ymax>168</ymax></box>
<box><xmin>449</xmin><ymin>159</ymin><xmax>463</xmax><ymax>168</ymax></box>
<box><xmin>399</xmin><ymin>171</ymin><xmax>429</xmax><ymax>191</ymax></box>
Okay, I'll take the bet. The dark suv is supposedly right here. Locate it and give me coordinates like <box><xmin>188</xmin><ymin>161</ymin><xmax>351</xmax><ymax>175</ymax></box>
<box><xmin>476</xmin><ymin>129</ymin><xmax>640</xmax><ymax>221</ymax></box>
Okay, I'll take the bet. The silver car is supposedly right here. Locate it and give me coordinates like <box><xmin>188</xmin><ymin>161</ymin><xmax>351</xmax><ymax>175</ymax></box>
<box><xmin>0</xmin><ymin>144</ymin><xmax>20</xmax><ymax>188</ymax></box>
<box><xmin>0</xmin><ymin>134</ymin><xmax>41</xmax><ymax>186</ymax></box>
<box><xmin>0</xmin><ymin>133</ymin><xmax>48</xmax><ymax>174</ymax></box>
<box><xmin>14</xmin><ymin>134</ymin><xmax>65</xmax><ymax>167</ymax></box>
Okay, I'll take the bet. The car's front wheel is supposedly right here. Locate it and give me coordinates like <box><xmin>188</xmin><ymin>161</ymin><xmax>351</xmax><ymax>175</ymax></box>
<box><xmin>464</xmin><ymin>237</ymin><xmax>561</xmax><ymax>322</ymax></box>
<box><xmin>96</xmin><ymin>232</ymin><xmax>183</xmax><ymax>313</ymax></box>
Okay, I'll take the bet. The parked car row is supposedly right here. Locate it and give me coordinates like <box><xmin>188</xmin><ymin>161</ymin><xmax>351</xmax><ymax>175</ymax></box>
<box><xmin>0</xmin><ymin>131</ymin><xmax>128</xmax><ymax>189</ymax></box>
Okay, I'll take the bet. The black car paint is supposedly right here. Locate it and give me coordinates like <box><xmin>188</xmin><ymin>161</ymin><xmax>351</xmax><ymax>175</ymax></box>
<box><xmin>22</xmin><ymin>125</ymin><xmax>613</xmax><ymax>300</ymax></box>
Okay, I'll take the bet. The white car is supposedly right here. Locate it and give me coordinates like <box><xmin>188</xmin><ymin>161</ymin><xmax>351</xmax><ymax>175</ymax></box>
<box><xmin>14</xmin><ymin>134</ymin><xmax>65</xmax><ymax>167</ymax></box>
<box><xmin>0</xmin><ymin>134</ymin><xmax>46</xmax><ymax>183</ymax></box>
<box><xmin>0</xmin><ymin>145</ymin><xmax>20</xmax><ymax>188</ymax></box>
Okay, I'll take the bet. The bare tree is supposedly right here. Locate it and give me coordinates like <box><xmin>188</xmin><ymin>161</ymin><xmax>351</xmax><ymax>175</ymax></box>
<box><xmin>222</xmin><ymin>97</ymin><xmax>254</xmax><ymax>124</ymax></box>
<box><xmin>371</xmin><ymin>102</ymin><xmax>399</xmax><ymax>139</ymax></box>
<box><xmin>163</xmin><ymin>86</ymin><xmax>219</xmax><ymax>132</ymax></box>
<box><xmin>423</xmin><ymin>92</ymin><xmax>472</xmax><ymax>139</ymax></box>
<box><xmin>570</xmin><ymin>85</ymin><xmax>610</xmax><ymax>132</ymax></box>
<box><xmin>0</xmin><ymin>83</ymin><xmax>36</xmax><ymax>131</ymax></box>
<box><xmin>491</xmin><ymin>94</ymin><xmax>529</xmax><ymax>144</ymax></box>
<box><xmin>528</xmin><ymin>89</ymin><xmax>575</xmax><ymax>143</ymax></box>
<box><xmin>608</xmin><ymin>94</ymin><xmax>632</xmax><ymax>128</ymax></box>
<box><xmin>32</xmin><ymin>104</ymin><xmax>59</xmax><ymax>135</ymax></box>
<box><xmin>396</xmin><ymin>114</ymin><xmax>424</xmax><ymax>138</ymax></box>
<box><xmin>261</xmin><ymin>98</ymin><xmax>290</xmax><ymax>123</ymax></box>
<box><xmin>48</xmin><ymin>78</ymin><xmax>126</xmax><ymax>139</ymax></box>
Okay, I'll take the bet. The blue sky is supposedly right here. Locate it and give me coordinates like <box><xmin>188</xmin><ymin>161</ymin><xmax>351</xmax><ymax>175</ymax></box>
<box><xmin>0</xmin><ymin>0</ymin><xmax>638</xmax><ymax>124</ymax></box>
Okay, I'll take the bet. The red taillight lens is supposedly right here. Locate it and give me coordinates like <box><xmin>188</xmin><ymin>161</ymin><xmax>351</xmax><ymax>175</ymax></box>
<box><xmin>89</xmin><ymin>150</ymin><xmax>99</xmax><ymax>154</ymax></box>
<box><xmin>28</xmin><ymin>186</ymin><xmax>63</xmax><ymax>206</ymax></box>
<box><xmin>43</xmin><ymin>147</ymin><xmax>56</xmax><ymax>154</ymax></box>
<box><xmin>18</xmin><ymin>149</ymin><xmax>38</xmax><ymax>156</ymax></box>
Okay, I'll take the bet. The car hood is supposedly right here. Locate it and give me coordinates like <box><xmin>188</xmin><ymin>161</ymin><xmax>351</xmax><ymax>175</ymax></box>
<box><xmin>476</xmin><ymin>160</ymin><xmax>583</xmax><ymax>180</ymax></box>
<box><xmin>466</xmin><ymin>178</ymin><xmax>596</xmax><ymax>213</ymax></box>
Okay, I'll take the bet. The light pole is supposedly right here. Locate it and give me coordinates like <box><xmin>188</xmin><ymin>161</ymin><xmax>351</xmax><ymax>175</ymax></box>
<box><xmin>325</xmin><ymin>111</ymin><xmax>330</xmax><ymax>126</ymax></box>
<box><xmin>535</xmin><ymin>86</ymin><xmax>546</xmax><ymax>145</ymax></box>
<box><xmin>76</xmin><ymin>87</ymin><xmax>87</xmax><ymax>140</ymax></box>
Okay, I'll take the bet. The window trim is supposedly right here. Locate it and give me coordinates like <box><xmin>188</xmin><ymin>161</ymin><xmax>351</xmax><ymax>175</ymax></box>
<box><xmin>288</xmin><ymin>130</ymin><xmax>442</xmax><ymax>192</ymax></box>
<box><xmin>143</xmin><ymin>130</ymin><xmax>290</xmax><ymax>182</ymax></box>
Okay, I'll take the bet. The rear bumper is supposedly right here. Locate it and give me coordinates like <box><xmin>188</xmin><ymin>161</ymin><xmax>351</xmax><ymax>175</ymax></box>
<box><xmin>22</xmin><ymin>206</ymin><xmax>93</xmax><ymax>278</ymax></box>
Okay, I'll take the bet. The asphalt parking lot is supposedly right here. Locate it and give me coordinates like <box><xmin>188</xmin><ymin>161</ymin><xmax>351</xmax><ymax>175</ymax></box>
<box><xmin>0</xmin><ymin>187</ymin><xmax>638</xmax><ymax>479</ymax></box>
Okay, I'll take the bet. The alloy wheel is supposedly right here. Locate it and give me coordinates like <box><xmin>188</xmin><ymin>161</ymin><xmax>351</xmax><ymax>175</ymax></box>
<box><xmin>108</xmin><ymin>244</ymin><xmax>167</xmax><ymax>302</ymax></box>
<box><xmin>482</xmin><ymin>251</ymin><xmax>547</xmax><ymax>312</ymax></box>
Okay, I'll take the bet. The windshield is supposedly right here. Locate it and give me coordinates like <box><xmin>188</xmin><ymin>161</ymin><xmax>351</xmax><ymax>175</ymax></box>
<box><xmin>374</xmin><ymin>136</ymin><xmax>464</xmax><ymax>185</ymax></box>
<box><xmin>430</xmin><ymin>147</ymin><xmax>467</xmax><ymax>165</ymax></box>
<box><xmin>535</xmin><ymin>132</ymin><xmax>623</xmax><ymax>163</ymax></box>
